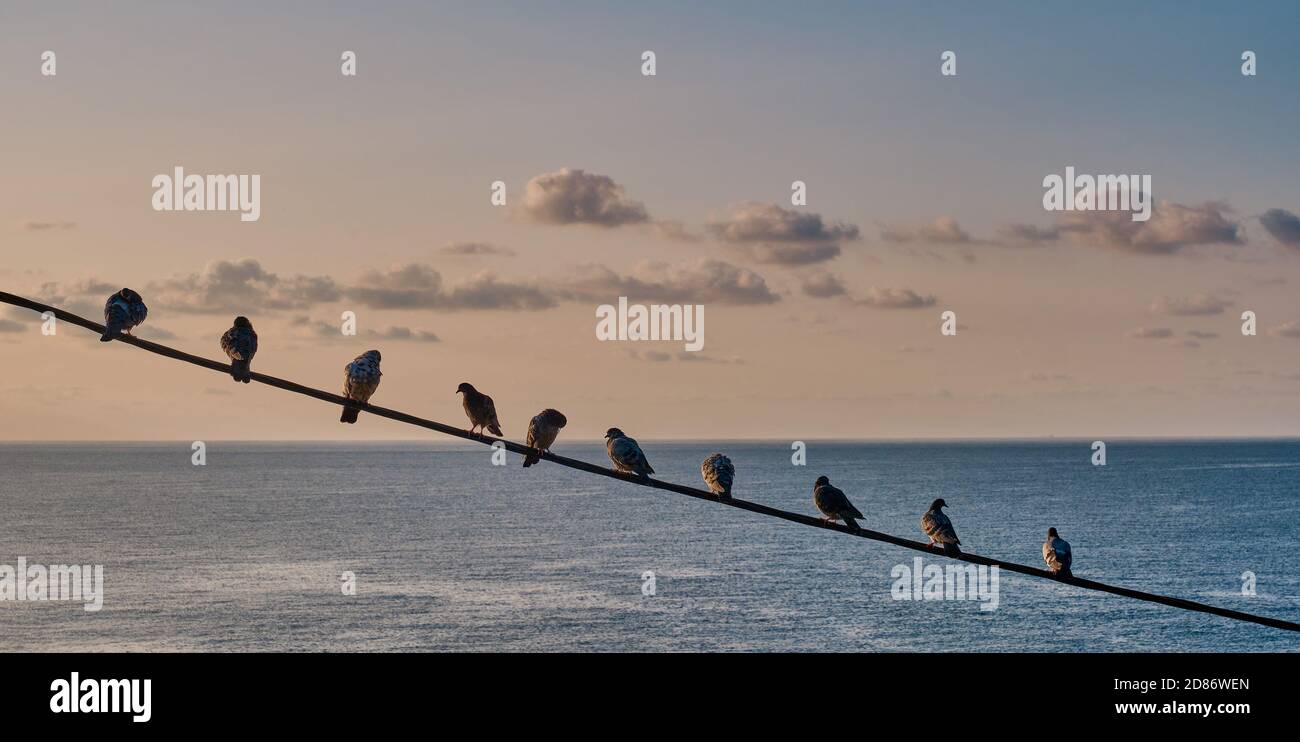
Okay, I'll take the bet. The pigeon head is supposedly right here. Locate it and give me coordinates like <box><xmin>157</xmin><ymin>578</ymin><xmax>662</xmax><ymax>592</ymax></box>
<box><xmin>233</xmin><ymin>316</ymin><xmax>253</xmax><ymax>329</ymax></box>
<box><xmin>364</xmin><ymin>350</ymin><xmax>382</xmax><ymax>363</ymax></box>
<box><xmin>815</xmin><ymin>475</ymin><xmax>830</xmax><ymax>487</ymax></box>
<box><xmin>604</xmin><ymin>427</ymin><xmax>624</xmax><ymax>439</ymax></box>
<box><xmin>118</xmin><ymin>288</ymin><xmax>141</xmax><ymax>302</ymax></box>
<box><xmin>930</xmin><ymin>498</ymin><xmax>948</xmax><ymax>511</ymax></box>
<box><xmin>1047</xmin><ymin>527</ymin><xmax>1059</xmax><ymax>538</ymax></box>
<box><xmin>542</xmin><ymin>409</ymin><xmax>568</xmax><ymax>427</ymax></box>
<box><xmin>456</xmin><ymin>382</ymin><xmax>475</xmax><ymax>395</ymax></box>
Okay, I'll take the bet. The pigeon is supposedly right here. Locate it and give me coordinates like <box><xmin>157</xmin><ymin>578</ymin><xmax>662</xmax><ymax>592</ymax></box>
<box><xmin>456</xmin><ymin>382</ymin><xmax>503</xmax><ymax>437</ymax></box>
<box><xmin>523</xmin><ymin>408</ymin><xmax>568</xmax><ymax>467</ymax></box>
<box><xmin>813</xmin><ymin>475</ymin><xmax>863</xmax><ymax>531</ymax></box>
<box><xmin>220</xmin><ymin>316</ymin><xmax>258</xmax><ymax>383</ymax></box>
<box><xmin>1042</xmin><ymin>527</ymin><xmax>1073</xmax><ymax>577</ymax></box>
<box><xmin>100</xmin><ymin>288</ymin><xmax>148</xmax><ymax>342</ymax></box>
<box><xmin>701</xmin><ymin>453</ymin><xmax>735</xmax><ymax>501</ymax></box>
<box><xmin>921</xmin><ymin>498</ymin><xmax>961</xmax><ymax>555</ymax></box>
<box><xmin>340</xmin><ymin>350</ymin><xmax>382</xmax><ymax>424</ymax></box>
<box><xmin>605</xmin><ymin>428</ymin><xmax>654</xmax><ymax>477</ymax></box>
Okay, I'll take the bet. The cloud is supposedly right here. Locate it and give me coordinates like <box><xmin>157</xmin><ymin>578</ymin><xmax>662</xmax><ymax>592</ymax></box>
<box><xmin>1187</xmin><ymin>330</ymin><xmax>1219</xmax><ymax>340</ymax></box>
<box><xmin>706</xmin><ymin>202</ymin><xmax>859</xmax><ymax>265</ymax></box>
<box><xmin>1271</xmin><ymin>320</ymin><xmax>1300</xmax><ymax>339</ymax></box>
<box><xmin>1149</xmin><ymin>294</ymin><xmax>1234</xmax><ymax>316</ymax></box>
<box><xmin>879</xmin><ymin>216</ymin><xmax>973</xmax><ymax>245</ymax></box>
<box><xmin>560</xmin><ymin>259</ymin><xmax>780</xmax><ymax>305</ymax></box>
<box><xmin>1260</xmin><ymin>208</ymin><xmax>1300</xmax><ymax>249</ymax></box>
<box><xmin>149</xmin><ymin>259</ymin><xmax>343</xmax><ymax>314</ymax></box>
<box><xmin>996</xmin><ymin>223</ymin><xmax>1060</xmax><ymax>246</ymax></box>
<box><xmin>1026</xmin><ymin>372</ymin><xmax>1073</xmax><ymax>382</ymax></box>
<box><xmin>20</xmin><ymin>220</ymin><xmax>75</xmax><ymax>231</ymax></box>
<box><xmin>290</xmin><ymin>316</ymin><xmax>440</xmax><ymax>342</ymax></box>
<box><xmin>855</xmin><ymin>287</ymin><xmax>937</xmax><ymax>309</ymax></box>
<box><xmin>707</xmin><ymin>202</ymin><xmax>859</xmax><ymax>244</ymax></box>
<box><xmin>1059</xmin><ymin>201</ymin><xmax>1242</xmax><ymax>254</ymax></box>
<box><xmin>438</xmin><ymin>242</ymin><xmax>515</xmax><ymax>257</ymax></box>
<box><xmin>1127</xmin><ymin>327</ymin><xmax>1174</xmax><ymax>339</ymax></box>
<box><xmin>521</xmin><ymin>168</ymin><xmax>649</xmax><ymax>226</ymax></box>
<box><xmin>348</xmin><ymin>264</ymin><xmax>557</xmax><ymax>311</ymax></box>
<box><xmin>651</xmin><ymin>220</ymin><xmax>703</xmax><ymax>243</ymax></box>
<box><xmin>0</xmin><ymin>319</ymin><xmax>24</xmax><ymax>333</ymax></box>
<box><xmin>800</xmin><ymin>271</ymin><xmax>846</xmax><ymax>298</ymax></box>
<box><xmin>135</xmin><ymin>326</ymin><xmax>178</xmax><ymax>341</ymax></box>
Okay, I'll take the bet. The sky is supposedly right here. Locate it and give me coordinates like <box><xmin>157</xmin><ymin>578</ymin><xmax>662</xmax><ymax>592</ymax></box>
<box><xmin>2</xmin><ymin>0</ymin><xmax>1299</xmax><ymax>441</ymax></box>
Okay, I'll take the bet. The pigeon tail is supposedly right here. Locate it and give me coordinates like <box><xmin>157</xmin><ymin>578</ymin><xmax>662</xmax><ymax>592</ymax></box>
<box><xmin>942</xmin><ymin>543</ymin><xmax>962</xmax><ymax>556</ymax></box>
<box><xmin>843</xmin><ymin>517</ymin><xmax>861</xmax><ymax>532</ymax></box>
<box><xmin>487</xmin><ymin>423</ymin><xmax>503</xmax><ymax>437</ymax></box>
<box><xmin>99</xmin><ymin>325</ymin><xmax>118</xmax><ymax>342</ymax></box>
<box><xmin>340</xmin><ymin>406</ymin><xmax>360</xmax><ymax>424</ymax></box>
<box><xmin>522</xmin><ymin>451</ymin><xmax>540</xmax><ymax>467</ymax></box>
<box><xmin>230</xmin><ymin>359</ymin><xmax>251</xmax><ymax>383</ymax></box>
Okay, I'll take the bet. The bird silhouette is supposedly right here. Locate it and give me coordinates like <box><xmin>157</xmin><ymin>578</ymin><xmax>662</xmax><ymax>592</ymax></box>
<box><xmin>456</xmin><ymin>382</ymin><xmax>503</xmax><ymax>437</ymax></box>
<box><xmin>220</xmin><ymin>316</ymin><xmax>258</xmax><ymax>383</ymax></box>
<box><xmin>921</xmin><ymin>498</ymin><xmax>961</xmax><ymax>555</ymax></box>
<box><xmin>813</xmin><ymin>475</ymin><xmax>864</xmax><ymax>531</ymax></box>
<box><xmin>340</xmin><ymin>350</ymin><xmax>382</xmax><ymax>424</ymax></box>
<box><xmin>1042</xmin><ymin>527</ymin><xmax>1073</xmax><ymax>577</ymax></box>
<box><xmin>701</xmin><ymin>453</ymin><xmax>735</xmax><ymax>500</ymax></box>
<box><xmin>100</xmin><ymin>288</ymin><xmax>148</xmax><ymax>342</ymax></box>
<box><xmin>523</xmin><ymin>409</ymin><xmax>568</xmax><ymax>467</ymax></box>
<box><xmin>605</xmin><ymin>428</ymin><xmax>654</xmax><ymax>477</ymax></box>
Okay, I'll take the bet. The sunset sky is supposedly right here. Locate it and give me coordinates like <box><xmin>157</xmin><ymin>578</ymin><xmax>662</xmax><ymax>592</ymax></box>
<box><xmin>3</xmin><ymin>1</ymin><xmax>1299</xmax><ymax>441</ymax></box>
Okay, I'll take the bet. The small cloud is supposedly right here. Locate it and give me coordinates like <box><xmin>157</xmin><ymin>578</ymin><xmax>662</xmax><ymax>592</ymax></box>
<box><xmin>1149</xmin><ymin>294</ymin><xmax>1234</xmax><ymax>316</ymax></box>
<box><xmin>438</xmin><ymin>242</ymin><xmax>515</xmax><ymax>257</ymax></box>
<box><xmin>706</xmin><ymin>202</ymin><xmax>858</xmax><ymax>266</ymax></box>
<box><xmin>20</xmin><ymin>220</ymin><xmax>76</xmax><ymax>231</ymax></box>
<box><xmin>996</xmin><ymin>223</ymin><xmax>1060</xmax><ymax>246</ymax></box>
<box><xmin>135</xmin><ymin>326</ymin><xmax>178</xmax><ymax>341</ymax></box>
<box><xmin>856</xmin><ymin>287</ymin><xmax>937</xmax><ymax>309</ymax></box>
<box><xmin>651</xmin><ymin>220</ymin><xmax>703</xmax><ymax>243</ymax></box>
<box><xmin>1259</xmin><ymin>208</ymin><xmax>1300</xmax><ymax>249</ymax></box>
<box><xmin>800</xmin><ymin>271</ymin><xmax>846</xmax><ymax>298</ymax></box>
<box><xmin>290</xmin><ymin>316</ymin><xmax>439</xmax><ymax>342</ymax></box>
<box><xmin>0</xmin><ymin>319</ymin><xmax>24</xmax><ymax>333</ymax></box>
<box><xmin>521</xmin><ymin>168</ymin><xmax>649</xmax><ymax>227</ymax></box>
<box><xmin>560</xmin><ymin>259</ymin><xmax>780</xmax><ymax>306</ymax></box>
<box><xmin>348</xmin><ymin>265</ymin><xmax>556</xmax><ymax>311</ymax></box>
<box><xmin>1127</xmin><ymin>327</ymin><xmax>1175</xmax><ymax>339</ymax></box>
<box><xmin>1187</xmin><ymin>330</ymin><xmax>1219</xmax><ymax>340</ymax></box>
<box><xmin>880</xmin><ymin>216</ymin><xmax>973</xmax><ymax>245</ymax></box>
<box><xmin>1270</xmin><ymin>320</ymin><xmax>1300</xmax><ymax>338</ymax></box>
<box><xmin>707</xmin><ymin>202</ymin><xmax>859</xmax><ymax>244</ymax></box>
<box><xmin>625</xmin><ymin>349</ymin><xmax>673</xmax><ymax>363</ymax></box>
<box><xmin>676</xmin><ymin>351</ymin><xmax>743</xmax><ymax>364</ymax></box>
<box><xmin>1025</xmin><ymin>372</ymin><xmax>1073</xmax><ymax>382</ymax></box>
<box><xmin>898</xmin><ymin>344</ymin><xmax>932</xmax><ymax>353</ymax></box>
<box><xmin>1059</xmin><ymin>200</ymin><xmax>1242</xmax><ymax>255</ymax></box>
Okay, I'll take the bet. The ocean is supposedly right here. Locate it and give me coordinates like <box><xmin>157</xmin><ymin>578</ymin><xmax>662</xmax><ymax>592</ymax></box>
<box><xmin>1</xmin><ymin>440</ymin><xmax>1296</xmax><ymax>652</ymax></box>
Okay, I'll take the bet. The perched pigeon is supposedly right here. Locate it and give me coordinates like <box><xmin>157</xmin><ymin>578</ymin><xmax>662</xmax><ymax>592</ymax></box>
<box><xmin>921</xmin><ymin>498</ymin><xmax>961</xmax><ymax>555</ymax></box>
<box><xmin>813</xmin><ymin>475</ymin><xmax>863</xmax><ymax>531</ymax></box>
<box><xmin>1042</xmin><ymin>527</ymin><xmax>1073</xmax><ymax>577</ymax></box>
<box><xmin>523</xmin><ymin>408</ymin><xmax>568</xmax><ymax>467</ymax></box>
<box><xmin>100</xmin><ymin>288</ymin><xmax>148</xmax><ymax>342</ymax></box>
<box><xmin>456</xmin><ymin>382</ymin><xmax>503</xmax><ymax>437</ymax></box>
<box><xmin>220</xmin><ymin>316</ymin><xmax>258</xmax><ymax>383</ymax></box>
<box><xmin>340</xmin><ymin>350</ymin><xmax>382</xmax><ymax>424</ymax></box>
<box><xmin>701</xmin><ymin>453</ymin><xmax>735</xmax><ymax>500</ymax></box>
<box><xmin>605</xmin><ymin>428</ymin><xmax>654</xmax><ymax>477</ymax></box>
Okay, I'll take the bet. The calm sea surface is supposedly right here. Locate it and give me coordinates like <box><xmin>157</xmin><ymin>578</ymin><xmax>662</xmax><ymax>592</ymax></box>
<box><xmin>0</xmin><ymin>440</ymin><xmax>1296</xmax><ymax>652</ymax></box>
